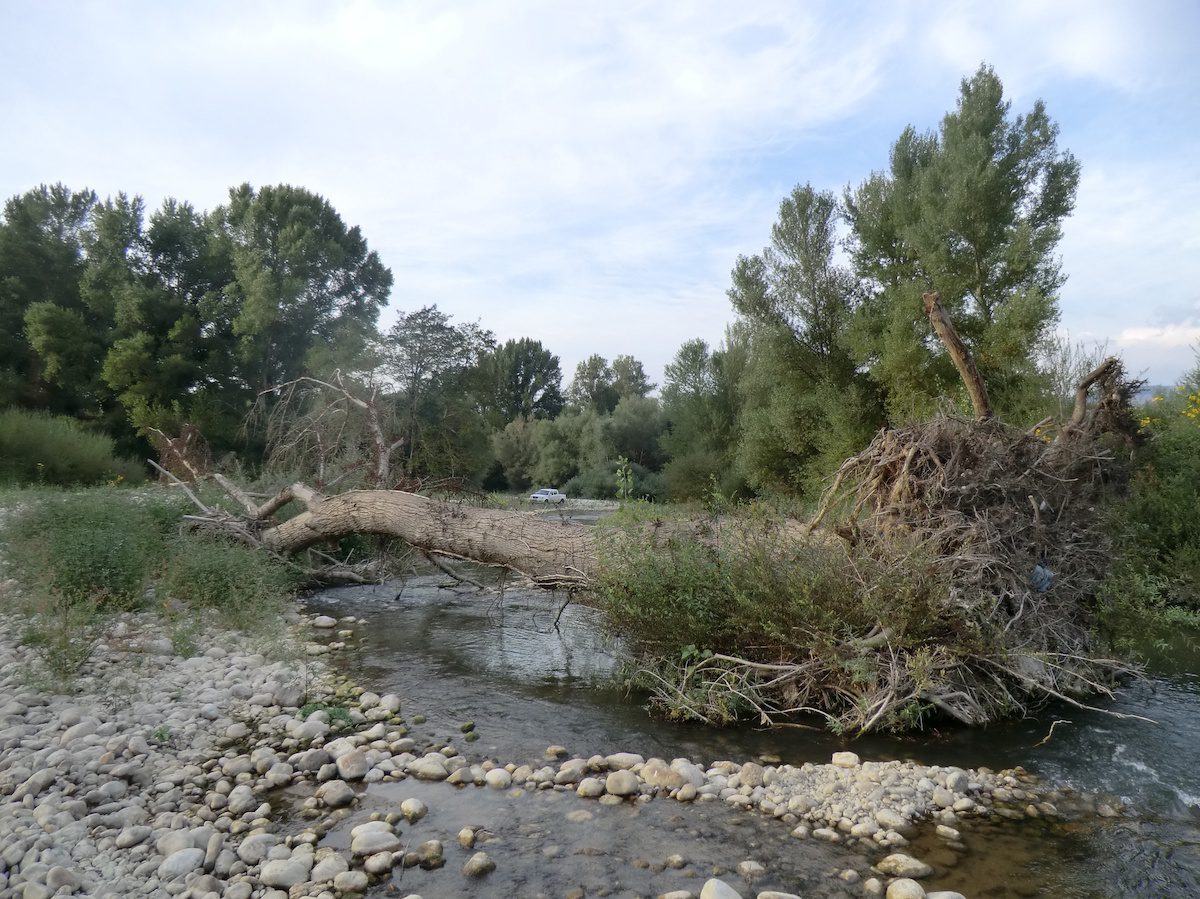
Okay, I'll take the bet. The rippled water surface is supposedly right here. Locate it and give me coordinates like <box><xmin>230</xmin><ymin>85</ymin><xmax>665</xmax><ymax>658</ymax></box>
<box><xmin>306</xmin><ymin>573</ymin><xmax>1200</xmax><ymax>897</ymax></box>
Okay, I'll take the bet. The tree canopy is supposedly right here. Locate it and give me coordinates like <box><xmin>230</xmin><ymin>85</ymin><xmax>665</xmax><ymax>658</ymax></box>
<box><xmin>845</xmin><ymin>64</ymin><xmax>1079</xmax><ymax>419</ymax></box>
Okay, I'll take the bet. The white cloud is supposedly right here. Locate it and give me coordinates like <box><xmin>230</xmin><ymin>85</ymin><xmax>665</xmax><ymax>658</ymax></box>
<box><xmin>1</xmin><ymin>0</ymin><xmax>1197</xmax><ymax>386</ymax></box>
<box><xmin>918</xmin><ymin>0</ymin><xmax>1173</xmax><ymax>97</ymax></box>
<box><xmin>1119</xmin><ymin>324</ymin><xmax>1200</xmax><ymax>348</ymax></box>
<box><xmin>1058</xmin><ymin>159</ymin><xmax>1200</xmax><ymax>382</ymax></box>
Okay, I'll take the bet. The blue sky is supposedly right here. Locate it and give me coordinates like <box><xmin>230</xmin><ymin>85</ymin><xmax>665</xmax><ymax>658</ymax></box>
<box><xmin>2</xmin><ymin>0</ymin><xmax>1197</xmax><ymax>386</ymax></box>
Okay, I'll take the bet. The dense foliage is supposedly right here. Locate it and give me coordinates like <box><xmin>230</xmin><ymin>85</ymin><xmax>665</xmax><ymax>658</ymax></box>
<box><xmin>0</xmin><ymin>67</ymin><xmax>1087</xmax><ymax>503</ymax></box>
<box><xmin>0</xmin><ymin>408</ymin><xmax>144</xmax><ymax>486</ymax></box>
<box><xmin>1100</xmin><ymin>378</ymin><xmax>1200</xmax><ymax>630</ymax></box>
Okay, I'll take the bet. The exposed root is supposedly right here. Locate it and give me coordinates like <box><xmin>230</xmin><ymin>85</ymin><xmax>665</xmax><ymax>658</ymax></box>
<box><xmin>632</xmin><ymin>359</ymin><xmax>1149</xmax><ymax>733</ymax></box>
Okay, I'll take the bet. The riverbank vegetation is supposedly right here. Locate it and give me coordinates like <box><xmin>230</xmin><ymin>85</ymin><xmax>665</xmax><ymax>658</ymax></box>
<box><xmin>0</xmin><ymin>488</ymin><xmax>299</xmax><ymax>679</ymax></box>
<box><xmin>0</xmin><ymin>408</ymin><xmax>145</xmax><ymax>487</ymax></box>
<box><xmin>1</xmin><ymin>64</ymin><xmax>1197</xmax><ymax>729</ymax></box>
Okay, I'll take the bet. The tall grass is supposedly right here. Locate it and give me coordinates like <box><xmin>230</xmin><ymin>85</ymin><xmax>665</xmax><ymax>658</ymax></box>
<box><xmin>3</xmin><ymin>489</ymin><xmax>184</xmax><ymax>607</ymax></box>
<box><xmin>0</xmin><ymin>488</ymin><xmax>300</xmax><ymax>678</ymax></box>
<box><xmin>0</xmin><ymin>408</ymin><xmax>145</xmax><ymax>486</ymax></box>
<box><xmin>594</xmin><ymin>512</ymin><xmax>960</xmax><ymax>729</ymax></box>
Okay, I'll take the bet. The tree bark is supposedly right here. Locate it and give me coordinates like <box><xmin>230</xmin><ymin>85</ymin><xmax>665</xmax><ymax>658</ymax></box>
<box><xmin>252</xmin><ymin>486</ymin><xmax>598</xmax><ymax>588</ymax></box>
<box><xmin>922</xmin><ymin>291</ymin><xmax>993</xmax><ymax>421</ymax></box>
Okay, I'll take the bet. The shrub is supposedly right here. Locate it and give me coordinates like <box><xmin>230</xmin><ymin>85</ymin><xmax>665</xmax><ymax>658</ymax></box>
<box><xmin>597</xmin><ymin>522</ymin><xmax>952</xmax><ymax>656</ymax></box>
<box><xmin>3</xmin><ymin>490</ymin><xmax>184</xmax><ymax>608</ymax></box>
<box><xmin>663</xmin><ymin>449</ymin><xmax>724</xmax><ymax>502</ymax></box>
<box><xmin>159</xmin><ymin>534</ymin><xmax>301</xmax><ymax>629</ymax></box>
<box><xmin>1099</xmin><ymin>385</ymin><xmax>1200</xmax><ymax>634</ymax></box>
<box><xmin>595</xmin><ymin>520</ymin><xmax>960</xmax><ymax>730</ymax></box>
<box><xmin>564</xmin><ymin>460</ymin><xmax>665</xmax><ymax>501</ymax></box>
<box><xmin>0</xmin><ymin>408</ymin><xmax>145</xmax><ymax>486</ymax></box>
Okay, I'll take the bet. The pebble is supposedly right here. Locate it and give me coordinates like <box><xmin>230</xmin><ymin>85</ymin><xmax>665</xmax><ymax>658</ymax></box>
<box><xmin>737</xmin><ymin>859</ymin><xmax>766</xmax><ymax>879</ymax></box>
<box><xmin>158</xmin><ymin>847</ymin><xmax>205</xmax><ymax>879</ymax></box>
<box><xmin>463</xmin><ymin>851</ymin><xmax>496</xmax><ymax>876</ymax></box>
<box><xmin>886</xmin><ymin>879</ymin><xmax>927</xmax><ymax>899</ymax></box>
<box><xmin>315</xmin><ymin>779</ymin><xmax>355</xmax><ymax>808</ymax></box>
<box><xmin>605</xmin><ymin>769</ymin><xmax>640</xmax><ymax>797</ymax></box>
<box><xmin>876</xmin><ymin>853</ymin><xmax>933</xmax><ymax>878</ymax></box>
<box><xmin>0</xmin><ymin>584</ymin><xmax>1035</xmax><ymax>899</ymax></box>
<box><xmin>700</xmin><ymin>878</ymin><xmax>744</xmax><ymax>899</ymax></box>
<box><xmin>485</xmin><ymin>767</ymin><xmax>513</xmax><ymax>789</ymax></box>
<box><xmin>260</xmin><ymin>855</ymin><xmax>313</xmax><ymax>888</ymax></box>
<box><xmin>335</xmin><ymin>869</ymin><xmax>370</xmax><ymax>891</ymax></box>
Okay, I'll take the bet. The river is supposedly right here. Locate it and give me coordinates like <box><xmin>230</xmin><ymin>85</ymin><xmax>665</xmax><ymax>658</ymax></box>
<box><xmin>304</xmin><ymin>572</ymin><xmax>1200</xmax><ymax>898</ymax></box>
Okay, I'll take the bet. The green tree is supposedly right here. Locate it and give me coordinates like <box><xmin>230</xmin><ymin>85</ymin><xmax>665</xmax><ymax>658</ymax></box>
<box><xmin>383</xmin><ymin>305</ymin><xmax>494</xmax><ymax>476</ymax></box>
<box><xmin>610</xmin><ymin>395</ymin><xmax>665</xmax><ymax>469</ymax></box>
<box><xmin>612</xmin><ymin>354</ymin><xmax>654</xmax><ymax>399</ymax></box>
<box><xmin>529</xmin><ymin>407</ymin><xmax>611</xmax><ymax>486</ymax></box>
<box><xmin>491</xmin><ymin>417</ymin><xmax>542</xmax><ymax>491</ymax></box>
<box><xmin>729</xmin><ymin>184</ymin><xmax>882</xmax><ymax>493</ymax></box>
<box><xmin>477</xmin><ymin>337</ymin><xmax>564</xmax><ymax>426</ymax></box>
<box><xmin>24</xmin><ymin>193</ymin><xmax>143</xmax><ymax>441</ymax></box>
<box><xmin>99</xmin><ymin>198</ymin><xmax>245</xmax><ymax>448</ymax></box>
<box><xmin>567</xmin><ymin>354</ymin><xmax>619</xmax><ymax>414</ymax></box>
<box><xmin>0</xmin><ymin>184</ymin><xmax>96</xmax><ymax>410</ymax></box>
<box><xmin>218</xmin><ymin>183</ymin><xmax>392</xmax><ymax>391</ymax></box>
<box><xmin>845</xmin><ymin>64</ymin><xmax>1080</xmax><ymax>420</ymax></box>
<box><xmin>660</xmin><ymin>330</ymin><xmax>751</xmax><ymax>500</ymax></box>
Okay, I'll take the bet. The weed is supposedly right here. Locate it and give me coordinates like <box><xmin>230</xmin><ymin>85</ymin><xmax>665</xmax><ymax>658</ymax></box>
<box><xmin>298</xmin><ymin>702</ymin><xmax>353</xmax><ymax>725</ymax></box>
<box><xmin>595</xmin><ymin>513</ymin><xmax>960</xmax><ymax>730</ymax></box>
<box><xmin>158</xmin><ymin>533</ymin><xmax>301</xmax><ymax>631</ymax></box>
<box><xmin>2</xmin><ymin>489</ymin><xmax>185</xmax><ymax>609</ymax></box>
<box><xmin>150</xmin><ymin>724</ymin><xmax>173</xmax><ymax>745</ymax></box>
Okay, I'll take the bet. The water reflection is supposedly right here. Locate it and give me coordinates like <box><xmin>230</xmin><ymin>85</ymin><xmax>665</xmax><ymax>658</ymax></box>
<box><xmin>306</xmin><ymin>574</ymin><xmax>1200</xmax><ymax>897</ymax></box>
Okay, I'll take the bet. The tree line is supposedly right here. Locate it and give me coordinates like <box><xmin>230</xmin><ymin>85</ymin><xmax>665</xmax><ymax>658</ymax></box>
<box><xmin>0</xmin><ymin>65</ymin><xmax>1084</xmax><ymax>501</ymax></box>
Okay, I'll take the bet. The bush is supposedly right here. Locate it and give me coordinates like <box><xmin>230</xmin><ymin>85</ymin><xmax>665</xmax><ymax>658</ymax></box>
<box><xmin>565</xmin><ymin>460</ymin><xmax>665</xmax><ymax>501</ymax></box>
<box><xmin>0</xmin><ymin>408</ymin><xmax>145</xmax><ymax>486</ymax></box>
<box><xmin>663</xmin><ymin>449</ymin><xmax>724</xmax><ymax>502</ymax></box>
<box><xmin>1099</xmin><ymin>386</ymin><xmax>1200</xmax><ymax>633</ymax></box>
<box><xmin>594</xmin><ymin>513</ymin><xmax>963</xmax><ymax>730</ymax></box>
<box><xmin>3</xmin><ymin>490</ymin><xmax>184</xmax><ymax>608</ymax></box>
<box><xmin>597</xmin><ymin>521</ymin><xmax>952</xmax><ymax>657</ymax></box>
<box><xmin>160</xmin><ymin>534</ymin><xmax>301</xmax><ymax>629</ymax></box>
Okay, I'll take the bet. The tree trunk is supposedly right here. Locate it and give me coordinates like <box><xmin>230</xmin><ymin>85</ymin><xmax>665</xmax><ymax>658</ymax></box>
<box><xmin>922</xmin><ymin>291</ymin><xmax>993</xmax><ymax>420</ymax></box>
<box><xmin>250</xmin><ymin>486</ymin><xmax>598</xmax><ymax>588</ymax></box>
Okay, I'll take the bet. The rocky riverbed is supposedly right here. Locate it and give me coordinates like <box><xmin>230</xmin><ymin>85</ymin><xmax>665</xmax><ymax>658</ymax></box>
<box><xmin>0</xmin><ymin>601</ymin><xmax>1080</xmax><ymax>899</ymax></box>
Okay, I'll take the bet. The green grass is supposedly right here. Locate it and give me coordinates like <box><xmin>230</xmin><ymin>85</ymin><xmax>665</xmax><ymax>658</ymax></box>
<box><xmin>594</xmin><ymin>512</ymin><xmax>963</xmax><ymax>729</ymax></box>
<box><xmin>1096</xmin><ymin>387</ymin><xmax>1200</xmax><ymax>646</ymax></box>
<box><xmin>299</xmin><ymin>702</ymin><xmax>354</xmax><ymax>725</ymax></box>
<box><xmin>3</xmin><ymin>488</ymin><xmax>185</xmax><ymax>608</ymax></box>
<box><xmin>0</xmin><ymin>486</ymin><xmax>301</xmax><ymax>679</ymax></box>
<box><xmin>0</xmin><ymin>408</ymin><xmax>145</xmax><ymax>487</ymax></box>
<box><xmin>597</xmin><ymin>521</ymin><xmax>955</xmax><ymax>657</ymax></box>
<box><xmin>159</xmin><ymin>533</ymin><xmax>301</xmax><ymax>630</ymax></box>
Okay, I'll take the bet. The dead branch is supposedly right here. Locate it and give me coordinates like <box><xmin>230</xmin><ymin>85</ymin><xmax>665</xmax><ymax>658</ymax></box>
<box><xmin>256</xmin><ymin>372</ymin><xmax>405</xmax><ymax>489</ymax></box>
<box><xmin>923</xmin><ymin>291</ymin><xmax>993</xmax><ymax>420</ymax></box>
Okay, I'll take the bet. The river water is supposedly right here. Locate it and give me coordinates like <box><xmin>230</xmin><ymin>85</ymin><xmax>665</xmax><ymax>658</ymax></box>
<box><xmin>305</xmin><ymin>574</ymin><xmax>1200</xmax><ymax>898</ymax></box>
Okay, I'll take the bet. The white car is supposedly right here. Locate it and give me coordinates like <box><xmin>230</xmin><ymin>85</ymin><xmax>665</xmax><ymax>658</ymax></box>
<box><xmin>529</xmin><ymin>488</ymin><xmax>567</xmax><ymax>504</ymax></box>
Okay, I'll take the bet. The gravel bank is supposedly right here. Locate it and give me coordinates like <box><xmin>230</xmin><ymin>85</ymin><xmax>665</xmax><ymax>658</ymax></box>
<box><xmin>0</xmin><ymin>597</ymin><xmax>1074</xmax><ymax>899</ymax></box>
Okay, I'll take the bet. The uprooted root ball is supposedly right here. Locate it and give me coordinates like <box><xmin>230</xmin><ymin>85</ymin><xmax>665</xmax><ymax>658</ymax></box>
<box><xmin>600</xmin><ymin>378</ymin><xmax>1145</xmax><ymax>733</ymax></box>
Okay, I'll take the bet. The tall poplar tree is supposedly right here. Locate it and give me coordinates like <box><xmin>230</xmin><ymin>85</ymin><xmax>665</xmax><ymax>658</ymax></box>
<box><xmin>846</xmin><ymin>64</ymin><xmax>1080</xmax><ymax>420</ymax></box>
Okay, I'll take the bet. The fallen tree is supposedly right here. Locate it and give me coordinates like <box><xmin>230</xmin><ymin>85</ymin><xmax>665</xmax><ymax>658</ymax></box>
<box><xmin>168</xmin><ymin>293</ymin><xmax>1146</xmax><ymax>731</ymax></box>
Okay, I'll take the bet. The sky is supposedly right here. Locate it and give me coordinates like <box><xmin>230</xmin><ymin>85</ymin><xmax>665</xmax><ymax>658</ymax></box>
<box><xmin>2</xmin><ymin>0</ymin><xmax>1198</xmax><ymax>387</ymax></box>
